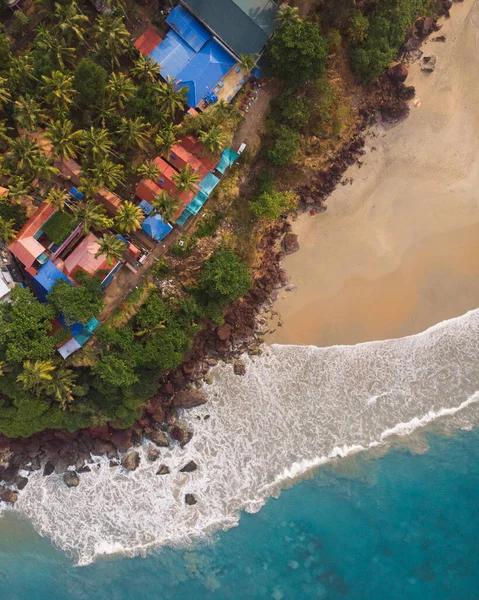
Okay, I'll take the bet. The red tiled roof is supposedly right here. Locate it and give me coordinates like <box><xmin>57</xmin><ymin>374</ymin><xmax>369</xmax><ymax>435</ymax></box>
<box><xmin>14</xmin><ymin>203</ymin><xmax>56</xmax><ymax>241</ymax></box>
<box><xmin>134</xmin><ymin>27</ymin><xmax>162</xmax><ymax>56</ymax></box>
<box><xmin>9</xmin><ymin>237</ymin><xmax>47</xmax><ymax>268</ymax></box>
<box><xmin>55</xmin><ymin>158</ymin><xmax>82</xmax><ymax>185</ymax></box>
<box><xmin>96</xmin><ymin>188</ymin><xmax>123</xmax><ymax>215</ymax></box>
<box><xmin>135</xmin><ymin>181</ymin><xmax>189</xmax><ymax>219</ymax></box>
<box><xmin>62</xmin><ymin>233</ymin><xmax>109</xmax><ymax>278</ymax></box>
<box><xmin>168</xmin><ymin>144</ymin><xmax>210</xmax><ymax>178</ymax></box>
<box><xmin>178</xmin><ymin>135</ymin><xmax>218</xmax><ymax>171</ymax></box>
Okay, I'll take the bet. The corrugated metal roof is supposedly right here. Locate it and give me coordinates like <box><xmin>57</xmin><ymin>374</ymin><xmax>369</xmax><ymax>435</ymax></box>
<box><xmin>134</xmin><ymin>27</ymin><xmax>163</xmax><ymax>56</ymax></box>
<box><xmin>181</xmin><ymin>0</ymin><xmax>278</xmax><ymax>56</ymax></box>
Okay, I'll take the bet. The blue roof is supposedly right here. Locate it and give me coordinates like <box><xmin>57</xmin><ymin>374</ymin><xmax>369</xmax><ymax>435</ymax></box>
<box><xmin>215</xmin><ymin>148</ymin><xmax>240</xmax><ymax>174</ymax></box>
<box><xmin>150</xmin><ymin>30</ymin><xmax>196</xmax><ymax>80</ymax></box>
<box><xmin>142</xmin><ymin>214</ymin><xmax>173</xmax><ymax>242</ymax></box>
<box><xmin>176</xmin><ymin>39</ymin><xmax>236</xmax><ymax>107</ymax></box>
<box><xmin>199</xmin><ymin>172</ymin><xmax>220</xmax><ymax>195</ymax></box>
<box><xmin>166</xmin><ymin>5</ymin><xmax>211</xmax><ymax>52</ymax></box>
<box><xmin>139</xmin><ymin>200</ymin><xmax>153</xmax><ymax>215</ymax></box>
<box><xmin>31</xmin><ymin>260</ymin><xmax>71</xmax><ymax>303</ymax></box>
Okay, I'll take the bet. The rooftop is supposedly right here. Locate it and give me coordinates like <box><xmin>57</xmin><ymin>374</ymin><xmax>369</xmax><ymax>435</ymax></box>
<box><xmin>134</xmin><ymin>27</ymin><xmax>163</xmax><ymax>56</ymax></box>
<box><xmin>60</xmin><ymin>233</ymin><xmax>109</xmax><ymax>278</ymax></box>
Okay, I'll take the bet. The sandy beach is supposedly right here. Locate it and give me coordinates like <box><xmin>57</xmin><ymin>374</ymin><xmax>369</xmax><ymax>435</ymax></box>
<box><xmin>269</xmin><ymin>0</ymin><xmax>479</xmax><ymax>347</ymax></box>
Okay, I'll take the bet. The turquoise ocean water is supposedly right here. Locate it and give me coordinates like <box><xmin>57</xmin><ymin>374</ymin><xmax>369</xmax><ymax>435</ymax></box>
<box><xmin>0</xmin><ymin>429</ymin><xmax>478</xmax><ymax>600</ymax></box>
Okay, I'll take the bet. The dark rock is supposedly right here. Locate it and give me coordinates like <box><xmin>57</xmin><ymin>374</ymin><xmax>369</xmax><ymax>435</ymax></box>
<box><xmin>156</xmin><ymin>464</ymin><xmax>170</xmax><ymax>475</ymax></box>
<box><xmin>388</xmin><ymin>63</ymin><xmax>408</xmax><ymax>84</ymax></box>
<box><xmin>0</xmin><ymin>466</ymin><xmax>18</xmax><ymax>485</ymax></box>
<box><xmin>92</xmin><ymin>439</ymin><xmax>117</xmax><ymax>459</ymax></box>
<box><xmin>185</xmin><ymin>493</ymin><xmax>197</xmax><ymax>505</ymax></box>
<box><xmin>180</xmin><ymin>460</ymin><xmax>197</xmax><ymax>473</ymax></box>
<box><xmin>432</xmin><ymin>35</ymin><xmax>446</xmax><ymax>42</ymax></box>
<box><xmin>173</xmin><ymin>390</ymin><xmax>207</xmax><ymax>409</ymax></box>
<box><xmin>148</xmin><ymin>448</ymin><xmax>161</xmax><ymax>462</ymax></box>
<box><xmin>217</xmin><ymin>323</ymin><xmax>232</xmax><ymax>341</ymax></box>
<box><xmin>416</xmin><ymin>17</ymin><xmax>436</xmax><ymax>36</ymax></box>
<box><xmin>170</xmin><ymin>424</ymin><xmax>193</xmax><ymax>447</ymax></box>
<box><xmin>148</xmin><ymin>431</ymin><xmax>169</xmax><ymax>447</ymax></box>
<box><xmin>421</xmin><ymin>54</ymin><xmax>437</xmax><ymax>72</ymax></box>
<box><xmin>233</xmin><ymin>360</ymin><xmax>246</xmax><ymax>376</ymax></box>
<box><xmin>0</xmin><ymin>486</ymin><xmax>17</xmax><ymax>503</ymax></box>
<box><xmin>16</xmin><ymin>477</ymin><xmax>28</xmax><ymax>491</ymax></box>
<box><xmin>380</xmin><ymin>100</ymin><xmax>410</xmax><ymax>123</ymax></box>
<box><xmin>77</xmin><ymin>465</ymin><xmax>91</xmax><ymax>473</ymax></box>
<box><xmin>109</xmin><ymin>459</ymin><xmax>120</xmax><ymax>468</ymax></box>
<box><xmin>110</xmin><ymin>428</ymin><xmax>132</xmax><ymax>452</ymax></box>
<box><xmin>182</xmin><ymin>362</ymin><xmax>196</xmax><ymax>376</ymax></box>
<box><xmin>43</xmin><ymin>461</ymin><xmax>55</xmax><ymax>477</ymax></box>
<box><xmin>282</xmin><ymin>233</ymin><xmax>299</xmax><ymax>255</ymax></box>
<box><xmin>121</xmin><ymin>451</ymin><xmax>141</xmax><ymax>471</ymax></box>
<box><xmin>398</xmin><ymin>85</ymin><xmax>416</xmax><ymax>101</ymax></box>
<box><xmin>216</xmin><ymin>339</ymin><xmax>232</xmax><ymax>354</ymax></box>
<box><xmin>63</xmin><ymin>471</ymin><xmax>80</xmax><ymax>488</ymax></box>
<box><xmin>160</xmin><ymin>382</ymin><xmax>175</xmax><ymax>396</ymax></box>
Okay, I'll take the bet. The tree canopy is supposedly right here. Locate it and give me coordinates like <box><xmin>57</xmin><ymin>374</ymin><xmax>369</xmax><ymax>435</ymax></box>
<box><xmin>48</xmin><ymin>274</ymin><xmax>104</xmax><ymax>326</ymax></box>
<box><xmin>199</xmin><ymin>249</ymin><xmax>252</xmax><ymax>305</ymax></box>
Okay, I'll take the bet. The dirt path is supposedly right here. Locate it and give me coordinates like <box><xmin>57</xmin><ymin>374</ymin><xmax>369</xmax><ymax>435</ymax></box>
<box><xmin>232</xmin><ymin>80</ymin><xmax>278</xmax><ymax>150</ymax></box>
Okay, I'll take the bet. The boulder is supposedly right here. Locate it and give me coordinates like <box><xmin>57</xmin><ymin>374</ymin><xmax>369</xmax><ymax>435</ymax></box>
<box><xmin>380</xmin><ymin>100</ymin><xmax>410</xmax><ymax>123</ymax></box>
<box><xmin>147</xmin><ymin>448</ymin><xmax>161</xmax><ymax>462</ymax></box>
<box><xmin>110</xmin><ymin>428</ymin><xmax>133</xmax><ymax>452</ymax></box>
<box><xmin>121</xmin><ymin>451</ymin><xmax>141</xmax><ymax>471</ymax></box>
<box><xmin>282</xmin><ymin>233</ymin><xmax>299</xmax><ymax>255</ymax></box>
<box><xmin>170</xmin><ymin>424</ymin><xmax>193</xmax><ymax>447</ymax></box>
<box><xmin>388</xmin><ymin>63</ymin><xmax>408</xmax><ymax>84</ymax></box>
<box><xmin>398</xmin><ymin>85</ymin><xmax>416</xmax><ymax>101</ymax></box>
<box><xmin>77</xmin><ymin>465</ymin><xmax>91</xmax><ymax>474</ymax></box>
<box><xmin>217</xmin><ymin>323</ymin><xmax>232</xmax><ymax>341</ymax></box>
<box><xmin>216</xmin><ymin>339</ymin><xmax>232</xmax><ymax>354</ymax></box>
<box><xmin>185</xmin><ymin>493</ymin><xmax>197</xmax><ymax>506</ymax></box>
<box><xmin>173</xmin><ymin>390</ymin><xmax>207</xmax><ymax>409</ymax></box>
<box><xmin>182</xmin><ymin>362</ymin><xmax>196</xmax><ymax>376</ymax></box>
<box><xmin>421</xmin><ymin>54</ymin><xmax>437</xmax><ymax>72</ymax></box>
<box><xmin>180</xmin><ymin>460</ymin><xmax>197</xmax><ymax>473</ymax></box>
<box><xmin>16</xmin><ymin>477</ymin><xmax>28</xmax><ymax>491</ymax></box>
<box><xmin>0</xmin><ymin>466</ymin><xmax>18</xmax><ymax>485</ymax></box>
<box><xmin>148</xmin><ymin>431</ymin><xmax>169</xmax><ymax>447</ymax></box>
<box><xmin>160</xmin><ymin>382</ymin><xmax>175</xmax><ymax>396</ymax></box>
<box><xmin>156</xmin><ymin>464</ymin><xmax>170</xmax><ymax>475</ymax></box>
<box><xmin>233</xmin><ymin>360</ymin><xmax>246</xmax><ymax>376</ymax></box>
<box><xmin>43</xmin><ymin>461</ymin><xmax>55</xmax><ymax>477</ymax></box>
<box><xmin>63</xmin><ymin>471</ymin><xmax>80</xmax><ymax>488</ymax></box>
<box><xmin>432</xmin><ymin>35</ymin><xmax>446</xmax><ymax>42</ymax></box>
<box><xmin>0</xmin><ymin>486</ymin><xmax>17</xmax><ymax>504</ymax></box>
<box><xmin>416</xmin><ymin>17</ymin><xmax>436</xmax><ymax>36</ymax></box>
<box><xmin>92</xmin><ymin>439</ymin><xmax>117</xmax><ymax>459</ymax></box>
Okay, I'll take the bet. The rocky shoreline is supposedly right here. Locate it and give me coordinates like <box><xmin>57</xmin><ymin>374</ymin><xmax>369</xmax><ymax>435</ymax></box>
<box><xmin>0</xmin><ymin>3</ymin><xmax>457</xmax><ymax>503</ymax></box>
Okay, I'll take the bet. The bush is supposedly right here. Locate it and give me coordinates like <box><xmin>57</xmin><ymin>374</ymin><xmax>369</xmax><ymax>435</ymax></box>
<box><xmin>267</xmin><ymin>125</ymin><xmax>300</xmax><ymax>167</ymax></box>
<box><xmin>0</xmin><ymin>33</ymin><xmax>11</xmax><ymax>74</ymax></box>
<box><xmin>74</xmin><ymin>58</ymin><xmax>108</xmax><ymax>108</ymax></box>
<box><xmin>271</xmin><ymin>93</ymin><xmax>312</xmax><ymax>130</ymax></box>
<box><xmin>328</xmin><ymin>29</ymin><xmax>342</xmax><ymax>54</ymax></box>
<box><xmin>42</xmin><ymin>210</ymin><xmax>76</xmax><ymax>244</ymax></box>
<box><xmin>250</xmin><ymin>190</ymin><xmax>298</xmax><ymax>220</ymax></box>
<box><xmin>48</xmin><ymin>275</ymin><xmax>104</xmax><ymax>326</ymax></box>
<box><xmin>199</xmin><ymin>249</ymin><xmax>251</xmax><ymax>304</ymax></box>
<box><xmin>347</xmin><ymin>12</ymin><xmax>370</xmax><ymax>45</ymax></box>
<box><xmin>264</xmin><ymin>20</ymin><xmax>329</xmax><ymax>88</ymax></box>
<box><xmin>10</xmin><ymin>11</ymin><xmax>29</xmax><ymax>38</ymax></box>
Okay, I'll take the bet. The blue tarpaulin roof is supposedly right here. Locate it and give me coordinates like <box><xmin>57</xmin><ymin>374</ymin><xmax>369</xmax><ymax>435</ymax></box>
<box><xmin>215</xmin><ymin>148</ymin><xmax>239</xmax><ymax>174</ymax></box>
<box><xmin>199</xmin><ymin>172</ymin><xmax>220</xmax><ymax>195</ymax></box>
<box><xmin>139</xmin><ymin>200</ymin><xmax>153</xmax><ymax>215</ymax></box>
<box><xmin>142</xmin><ymin>214</ymin><xmax>173</xmax><ymax>241</ymax></box>
<box><xmin>176</xmin><ymin>39</ymin><xmax>236</xmax><ymax>107</ymax></box>
<box><xmin>31</xmin><ymin>260</ymin><xmax>71</xmax><ymax>303</ymax></box>
<box><xmin>74</xmin><ymin>317</ymin><xmax>100</xmax><ymax>346</ymax></box>
<box><xmin>150</xmin><ymin>30</ymin><xmax>196</xmax><ymax>80</ymax></box>
<box><xmin>166</xmin><ymin>5</ymin><xmax>211</xmax><ymax>52</ymax></box>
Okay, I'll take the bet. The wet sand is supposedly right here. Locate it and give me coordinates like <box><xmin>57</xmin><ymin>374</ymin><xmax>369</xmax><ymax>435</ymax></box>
<box><xmin>269</xmin><ymin>0</ymin><xmax>479</xmax><ymax>347</ymax></box>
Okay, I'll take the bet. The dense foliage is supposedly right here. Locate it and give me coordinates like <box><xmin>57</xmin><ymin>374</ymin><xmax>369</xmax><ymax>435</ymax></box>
<box><xmin>47</xmin><ymin>273</ymin><xmax>104</xmax><ymax>326</ymax></box>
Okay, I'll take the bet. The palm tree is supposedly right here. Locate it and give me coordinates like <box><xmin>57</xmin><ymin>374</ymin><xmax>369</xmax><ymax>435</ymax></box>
<box><xmin>8</xmin><ymin>177</ymin><xmax>34</xmax><ymax>206</ymax></box>
<box><xmin>151</xmin><ymin>191</ymin><xmax>179</xmax><ymax>223</ymax></box>
<box><xmin>131</xmin><ymin>55</ymin><xmax>159</xmax><ymax>84</ymax></box>
<box><xmin>14</xmin><ymin>96</ymin><xmax>46</xmax><ymax>132</ymax></box>
<box><xmin>276</xmin><ymin>5</ymin><xmax>300</xmax><ymax>26</ymax></box>
<box><xmin>136</xmin><ymin>160</ymin><xmax>160</xmax><ymax>182</ymax></box>
<box><xmin>17</xmin><ymin>360</ymin><xmax>55</xmax><ymax>391</ymax></box>
<box><xmin>8</xmin><ymin>136</ymin><xmax>43</xmax><ymax>178</ymax></box>
<box><xmin>199</xmin><ymin>125</ymin><xmax>228</xmax><ymax>154</ymax></box>
<box><xmin>95</xmin><ymin>234</ymin><xmax>126</xmax><ymax>266</ymax></box>
<box><xmin>94</xmin><ymin>15</ymin><xmax>130</xmax><ymax>68</ymax></box>
<box><xmin>116</xmin><ymin>116</ymin><xmax>150</xmax><ymax>152</ymax></box>
<box><xmin>114</xmin><ymin>201</ymin><xmax>144</xmax><ymax>233</ymax></box>
<box><xmin>0</xmin><ymin>120</ymin><xmax>12</xmax><ymax>150</ymax></box>
<box><xmin>35</xmin><ymin>27</ymin><xmax>75</xmax><ymax>70</ymax></box>
<box><xmin>53</xmin><ymin>1</ymin><xmax>89</xmax><ymax>45</ymax></box>
<box><xmin>155</xmin><ymin>123</ymin><xmax>177</xmax><ymax>158</ymax></box>
<box><xmin>238</xmin><ymin>54</ymin><xmax>258</xmax><ymax>71</ymax></box>
<box><xmin>8</xmin><ymin>52</ymin><xmax>36</xmax><ymax>92</ymax></box>
<box><xmin>0</xmin><ymin>77</ymin><xmax>11</xmax><ymax>111</ymax></box>
<box><xmin>74</xmin><ymin>200</ymin><xmax>112</xmax><ymax>234</ymax></box>
<box><xmin>106</xmin><ymin>72</ymin><xmax>136</xmax><ymax>110</ymax></box>
<box><xmin>44</xmin><ymin>368</ymin><xmax>77</xmax><ymax>410</ymax></box>
<box><xmin>173</xmin><ymin>165</ymin><xmax>200</xmax><ymax>194</ymax></box>
<box><xmin>80</xmin><ymin>127</ymin><xmax>114</xmax><ymax>162</ymax></box>
<box><xmin>156</xmin><ymin>77</ymin><xmax>187</xmax><ymax>116</ymax></box>
<box><xmin>0</xmin><ymin>217</ymin><xmax>17</xmax><ymax>244</ymax></box>
<box><xmin>87</xmin><ymin>158</ymin><xmax>125</xmax><ymax>190</ymax></box>
<box><xmin>45</xmin><ymin>186</ymin><xmax>69</xmax><ymax>210</ymax></box>
<box><xmin>45</xmin><ymin>119</ymin><xmax>83</xmax><ymax>161</ymax></box>
<box><xmin>35</xmin><ymin>155</ymin><xmax>59</xmax><ymax>182</ymax></box>
<box><xmin>95</xmin><ymin>101</ymin><xmax>116</xmax><ymax>129</ymax></box>
<box><xmin>42</xmin><ymin>71</ymin><xmax>76</xmax><ymax>114</ymax></box>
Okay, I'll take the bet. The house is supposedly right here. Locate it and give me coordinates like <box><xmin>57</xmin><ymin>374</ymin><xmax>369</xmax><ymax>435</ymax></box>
<box><xmin>168</xmin><ymin>143</ymin><xmax>211</xmax><ymax>179</ymax></box>
<box><xmin>135</xmin><ymin>157</ymin><xmax>198</xmax><ymax>209</ymax></box>
<box><xmin>181</xmin><ymin>0</ymin><xmax>279</xmax><ymax>57</ymax></box>
<box><xmin>59</xmin><ymin>232</ymin><xmax>110</xmax><ymax>279</ymax></box>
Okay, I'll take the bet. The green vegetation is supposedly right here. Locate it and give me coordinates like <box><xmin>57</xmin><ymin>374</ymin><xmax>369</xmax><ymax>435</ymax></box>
<box><xmin>350</xmin><ymin>0</ymin><xmax>429</xmax><ymax>82</ymax></box>
<box><xmin>47</xmin><ymin>273</ymin><xmax>104</xmax><ymax>326</ymax></box>
<box><xmin>199</xmin><ymin>249</ymin><xmax>252</xmax><ymax>305</ymax></box>
<box><xmin>42</xmin><ymin>210</ymin><xmax>77</xmax><ymax>244</ymax></box>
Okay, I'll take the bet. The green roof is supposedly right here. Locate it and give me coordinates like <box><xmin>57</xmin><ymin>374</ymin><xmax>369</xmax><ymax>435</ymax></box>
<box><xmin>181</xmin><ymin>0</ymin><xmax>278</xmax><ymax>56</ymax></box>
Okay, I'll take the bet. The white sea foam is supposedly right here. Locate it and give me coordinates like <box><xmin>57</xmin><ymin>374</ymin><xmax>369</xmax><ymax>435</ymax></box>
<box><xmin>3</xmin><ymin>308</ymin><xmax>479</xmax><ymax>565</ymax></box>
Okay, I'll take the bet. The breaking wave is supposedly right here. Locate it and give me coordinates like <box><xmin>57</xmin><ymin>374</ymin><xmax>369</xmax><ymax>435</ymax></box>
<box><xmin>4</xmin><ymin>308</ymin><xmax>479</xmax><ymax>565</ymax></box>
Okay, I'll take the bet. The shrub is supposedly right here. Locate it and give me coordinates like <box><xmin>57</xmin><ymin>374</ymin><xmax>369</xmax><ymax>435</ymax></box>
<box><xmin>10</xmin><ymin>11</ymin><xmax>29</xmax><ymax>38</ymax></box>
<box><xmin>328</xmin><ymin>29</ymin><xmax>342</xmax><ymax>54</ymax></box>
<box><xmin>347</xmin><ymin>12</ymin><xmax>370</xmax><ymax>45</ymax></box>
<box><xmin>199</xmin><ymin>249</ymin><xmax>252</xmax><ymax>304</ymax></box>
<box><xmin>271</xmin><ymin>93</ymin><xmax>312</xmax><ymax>130</ymax></box>
<box><xmin>74</xmin><ymin>58</ymin><xmax>108</xmax><ymax>108</ymax></box>
<box><xmin>48</xmin><ymin>275</ymin><xmax>104</xmax><ymax>326</ymax></box>
<box><xmin>42</xmin><ymin>210</ymin><xmax>76</xmax><ymax>244</ymax></box>
<box><xmin>250</xmin><ymin>190</ymin><xmax>298</xmax><ymax>220</ymax></box>
<box><xmin>267</xmin><ymin>125</ymin><xmax>300</xmax><ymax>167</ymax></box>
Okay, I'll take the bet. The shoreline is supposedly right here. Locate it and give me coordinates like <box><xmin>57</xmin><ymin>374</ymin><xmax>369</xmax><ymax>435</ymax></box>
<box><xmin>0</xmin><ymin>1</ymin><xmax>471</xmax><ymax>500</ymax></box>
